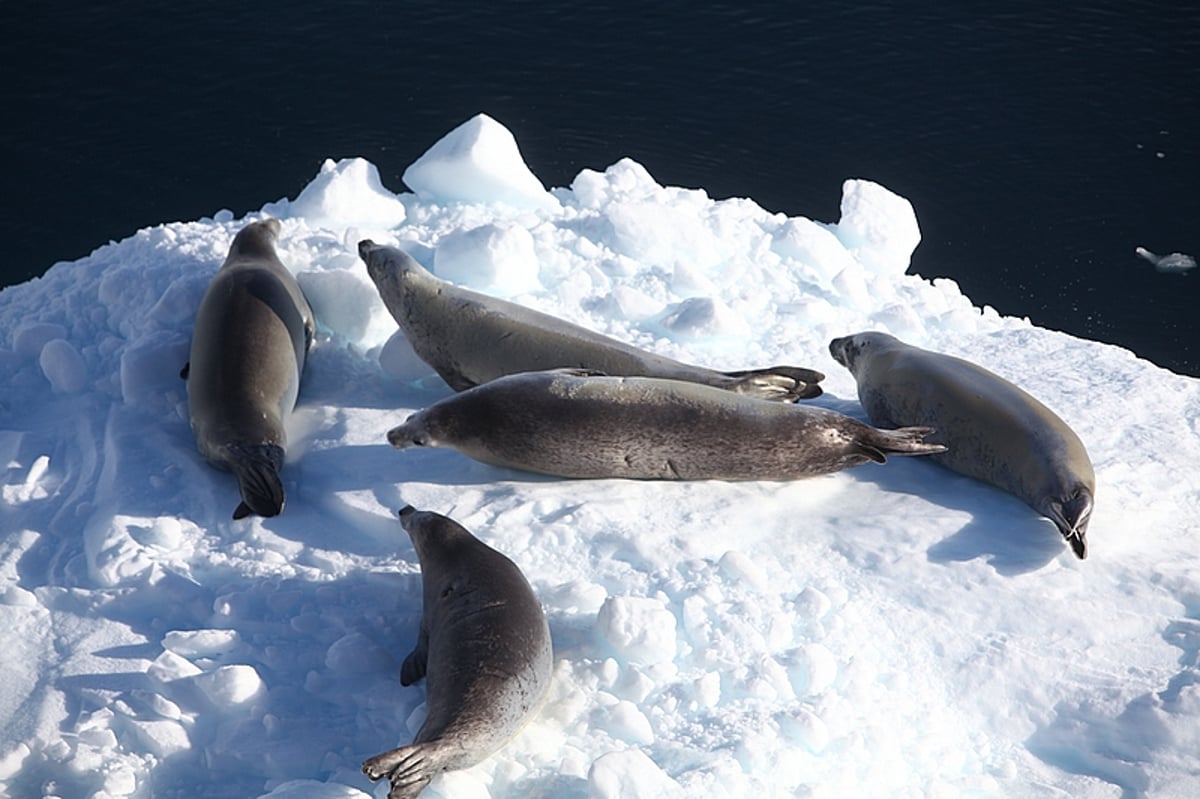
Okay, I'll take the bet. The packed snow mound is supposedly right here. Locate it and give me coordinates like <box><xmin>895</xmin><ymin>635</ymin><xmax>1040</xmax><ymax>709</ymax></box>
<box><xmin>0</xmin><ymin>113</ymin><xmax>1198</xmax><ymax>799</ymax></box>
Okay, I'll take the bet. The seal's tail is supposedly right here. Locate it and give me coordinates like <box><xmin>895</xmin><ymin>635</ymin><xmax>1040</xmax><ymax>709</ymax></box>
<box><xmin>226</xmin><ymin>443</ymin><xmax>286</xmax><ymax>519</ymax></box>
<box><xmin>856</xmin><ymin>426</ymin><xmax>947</xmax><ymax>463</ymax></box>
<box><xmin>721</xmin><ymin>365</ymin><xmax>825</xmax><ymax>401</ymax></box>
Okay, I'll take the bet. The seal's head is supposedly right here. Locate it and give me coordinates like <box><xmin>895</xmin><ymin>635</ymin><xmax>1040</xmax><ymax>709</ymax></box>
<box><xmin>228</xmin><ymin>218</ymin><xmax>282</xmax><ymax>259</ymax></box>
<box><xmin>357</xmin><ymin>240</ymin><xmax>434</xmax><ymax>298</ymax></box>
<box><xmin>395</xmin><ymin>504</ymin><xmax>477</xmax><ymax>568</ymax></box>
<box><xmin>386</xmin><ymin>411</ymin><xmax>436</xmax><ymax>450</ymax></box>
<box><xmin>829</xmin><ymin>331</ymin><xmax>900</xmax><ymax>374</ymax></box>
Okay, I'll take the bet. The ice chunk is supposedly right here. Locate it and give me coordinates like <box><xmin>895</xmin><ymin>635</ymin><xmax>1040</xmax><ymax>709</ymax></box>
<box><xmin>605</xmin><ymin>700</ymin><xmax>655</xmax><ymax>745</ymax></box>
<box><xmin>596</xmin><ymin>596</ymin><xmax>677</xmax><ymax>665</ymax></box>
<box><xmin>13</xmin><ymin>322</ymin><xmax>68</xmax><ymax>357</ymax></box>
<box><xmin>403</xmin><ymin>114</ymin><xmax>559</xmax><ymax>210</ymax></box>
<box><xmin>163</xmin><ymin>629</ymin><xmax>239</xmax><ymax>658</ymax></box>
<box><xmin>786</xmin><ymin>643</ymin><xmax>838</xmax><ymax>696</ymax></box>
<box><xmin>38</xmin><ymin>339</ymin><xmax>88</xmax><ymax>394</ymax></box>
<box><xmin>192</xmin><ymin>664</ymin><xmax>265</xmax><ymax>705</ymax></box>
<box><xmin>434</xmin><ymin>223</ymin><xmax>542</xmax><ymax>296</ymax></box>
<box><xmin>588</xmin><ymin>749</ymin><xmax>682</xmax><ymax>798</ymax></box>
<box><xmin>324</xmin><ymin>631</ymin><xmax>393</xmax><ymax>674</ymax></box>
<box><xmin>296</xmin><ymin>266</ymin><xmax>391</xmax><ymax>345</ymax></box>
<box><xmin>127</xmin><ymin>718</ymin><xmax>191</xmax><ymax>759</ymax></box>
<box><xmin>832</xmin><ymin>178</ymin><xmax>921</xmax><ymax>274</ymax></box>
<box><xmin>291</xmin><ymin>157</ymin><xmax>407</xmax><ymax>229</ymax></box>
<box><xmin>119</xmin><ymin>331</ymin><xmax>190</xmax><ymax>404</ymax></box>
<box><xmin>379</xmin><ymin>330</ymin><xmax>434</xmax><ymax>381</ymax></box>
<box><xmin>657</xmin><ymin>297</ymin><xmax>751</xmax><ymax>339</ymax></box>
<box><xmin>718</xmin><ymin>550</ymin><xmax>769</xmax><ymax>592</ymax></box>
<box><xmin>257</xmin><ymin>780</ymin><xmax>372</xmax><ymax>798</ymax></box>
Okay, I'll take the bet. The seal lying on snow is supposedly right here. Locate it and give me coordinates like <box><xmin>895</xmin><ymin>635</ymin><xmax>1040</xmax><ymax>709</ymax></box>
<box><xmin>358</xmin><ymin>239</ymin><xmax>824</xmax><ymax>401</ymax></box>
<box><xmin>363</xmin><ymin>505</ymin><xmax>552</xmax><ymax>799</ymax></box>
<box><xmin>184</xmin><ymin>218</ymin><xmax>315</xmax><ymax>519</ymax></box>
<box><xmin>386</xmin><ymin>369</ymin><xmax>945</xmax><ymax>479</ymax></box>
<box><xmin>829</xmin><ymin>331</ymin><xmax>1095</xmax><ymax>559</ymax></box>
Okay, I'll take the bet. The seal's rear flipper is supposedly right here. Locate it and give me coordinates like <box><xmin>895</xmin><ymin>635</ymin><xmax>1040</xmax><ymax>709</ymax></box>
<box><xmin>1046</xmin><ymin>489</ymin><xmax>1093</xmax><ymax>560</ymax></box>
<box><xmin>865</xmin><ymin>426</ymin><xmax>947</xmax><ymax>461</ymax></box>
<box><xmin>722</xmin><ymin>365</ymin><xmax>826</xmax><ymax>402</ymax></box>
<box><xmin>180</xmin><ymin>362</ymin><xmax>189</xmax><ymax>380</ymax></box>
<box><xmin>363</xmin><ymin>742</ymin><xmax>441</xmax><ymax>799</ymax></box>
<box><xmin>226</xmin><ymin>443</ymin><xmax>286</xmax><ymax>519</ymax></box>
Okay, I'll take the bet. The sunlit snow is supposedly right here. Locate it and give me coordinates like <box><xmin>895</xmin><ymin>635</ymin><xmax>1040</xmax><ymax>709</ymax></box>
<box><xmin>1</xmin><ymin>113</ymin><xmax>1198</xmax><ymax>799</ymax></box>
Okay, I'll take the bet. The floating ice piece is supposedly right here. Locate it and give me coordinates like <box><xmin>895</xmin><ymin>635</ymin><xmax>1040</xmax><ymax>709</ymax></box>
<box><xmin>1135</xmin><ymin>246</ymin><xmax>1196</xmax><ymax>274</ymax></box>
<box><xmin>403</xmin><ymin>113</ymin><xmax>559</xmax><ymax>210</ymax></box>
<box><xmin>291</xmin><ymin>157</ymin><xmax>407</xmax><ymax>229</ymax></box>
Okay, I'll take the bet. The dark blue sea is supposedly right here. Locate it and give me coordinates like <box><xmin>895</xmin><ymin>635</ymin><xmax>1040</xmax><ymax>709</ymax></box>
<box><xmin>3</xmin><ymin>1</ymin><xmax>1196</xmax><ymax>375</ymax></box>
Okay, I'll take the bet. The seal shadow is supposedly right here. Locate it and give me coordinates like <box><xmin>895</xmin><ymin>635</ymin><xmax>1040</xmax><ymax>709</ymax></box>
<box><xmin>821</xmin><ymin>392</ymin><xmax>1065</xmax><ymax>575</ymax></box>
<box><xmin>853</xmin><ymin>458</ymin><xmax>1064</xmax><ymax>575</ymax></box>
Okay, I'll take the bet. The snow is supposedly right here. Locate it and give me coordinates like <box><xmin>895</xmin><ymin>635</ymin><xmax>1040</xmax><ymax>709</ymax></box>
<box><xmin>1</xmin><ymin>112</ymin><xmax>1199</xmax><ymax>799</ymax></box>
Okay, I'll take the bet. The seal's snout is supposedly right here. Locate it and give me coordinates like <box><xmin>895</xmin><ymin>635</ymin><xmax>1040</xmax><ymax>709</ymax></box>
<box><xmin>386</xmin><ymin>425</ymin><xmax>411</xmax><ymax>448</ymax></box>
<box><xmin>357</xmin><ymin>239</ymin><xmax>375</xmax><ymax>261</ymax></box>
<box><xmin>397</xmin><ymin>504</ymin><xmax>419</xmax><ymax>533</ymax></box>
<box><xmin>387</xmin><ymin>419</ymin><xmax>429</xmax><ymax>450</ymax></box>
<box><xmin>828</xmin><ymin>337</ymin><xmax>847</xmax><ymax>366</ymax></box>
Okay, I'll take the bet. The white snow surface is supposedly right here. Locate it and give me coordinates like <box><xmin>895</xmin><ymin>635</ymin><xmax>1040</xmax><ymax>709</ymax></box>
<box><xmin>1</xmin><ymin>113</ymin><xmax>1199</xmax><ymax>799</ymax></box>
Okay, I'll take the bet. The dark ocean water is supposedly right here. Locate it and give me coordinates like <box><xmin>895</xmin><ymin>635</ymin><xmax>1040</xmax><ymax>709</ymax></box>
<box><xmin>3</xmin><ymin>1</ymin><xmax>1197</xmax><ymax>375</ymax></box>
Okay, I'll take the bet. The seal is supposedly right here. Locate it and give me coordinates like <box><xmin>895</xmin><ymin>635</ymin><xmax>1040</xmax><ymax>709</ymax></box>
<box><xmin>184</xmin><ymin>218</ymin><xmax>315</xmax><ymax>519</ymax></box>
<box><xmin>828</xmin><ymin>331</ymin><xmax>1095</xmax><ymax>558</ymax></box>
<box><xmin>358</xmin><ymin>239</ymin><xmax>824</xmax><ymax>401</ymax></box>
<box><xmin>362</xmin><ymin>505</ymin><xmax>553</xmax><ymax>799</ymax></box>
<box><xmin>386</xmin><ymin>369</ymin><xmax>945</xmax><ymax>480</ymax></box>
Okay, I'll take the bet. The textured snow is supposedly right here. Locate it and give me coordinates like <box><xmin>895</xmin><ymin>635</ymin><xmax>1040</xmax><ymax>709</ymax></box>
<box><xmin>1</xmin><ymin>113</ymin><xmax>1198</xmax><ymax>799</ymax></box>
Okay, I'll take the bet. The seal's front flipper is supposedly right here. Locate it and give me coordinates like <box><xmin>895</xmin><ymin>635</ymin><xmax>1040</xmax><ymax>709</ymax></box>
<box><xmin>400</xmin><ymin>624</ymin><xmax>429</xmax><ymax>686</ymax></box>
<box><xmin>180</xmin><ymin>362</ymin><xmax>189</xmax><ymax>380</ymax></box>
<box><xmin>722</xmin><ymin>365</ymin><xmax>826</xmax><ymax>401</ymax></box>
<box><xmin>226</xmin><ymin>443</ymin><xmax>286</xmax><ymax>518</ymax></box>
